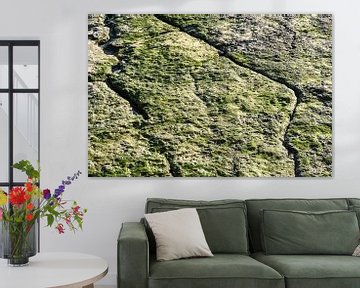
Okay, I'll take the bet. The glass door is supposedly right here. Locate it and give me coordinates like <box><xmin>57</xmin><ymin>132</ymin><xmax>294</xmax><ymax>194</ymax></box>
<box><xmin>0</xmin><ymin>40</ymin><xmax>40</xmax><ymax>252</ymax></box>
<box><xmin>0</xmin><ymin>41</ymin><xmax>40</xmax><ymax>189</ymax></box>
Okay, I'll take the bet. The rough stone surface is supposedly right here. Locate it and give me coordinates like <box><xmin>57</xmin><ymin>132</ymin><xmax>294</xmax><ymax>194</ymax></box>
<box><xmin>88</xmin><ymin>14</ymin><xmax>332</xmax><ymax>177</ymax></box>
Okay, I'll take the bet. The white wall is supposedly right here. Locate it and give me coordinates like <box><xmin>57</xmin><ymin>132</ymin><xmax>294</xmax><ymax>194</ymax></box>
<box><xmin>1</xmin><ymin>0</ymin><xmax>360</xmax><ymax>286</ymax></box>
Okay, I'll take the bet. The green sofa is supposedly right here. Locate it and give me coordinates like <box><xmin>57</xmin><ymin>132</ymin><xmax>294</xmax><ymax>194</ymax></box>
<box><xmin>118</xmin><ymin>198</ymin><xmax>360</xmax><ymax>288</ymax></box>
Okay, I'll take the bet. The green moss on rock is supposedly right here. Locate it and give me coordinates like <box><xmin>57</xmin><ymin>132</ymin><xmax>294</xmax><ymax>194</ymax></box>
<box><xmin>88</xmin><ymin>14</ymin><xmax>332</xmax><ymax>177</ymax></box>
<box><xmin>157</xmin><ymin>14</ymin><xmax>332</xmax><ymax>177</ymax></box>
<box><xmin>88</xmin><ymin>81</ymin><xmax>170</xmax><ymax>177</ymax></box>
<box><xmin>88</xmin><ymin>14</ymin><xmax>111</xmax><ymax>44</ymax></box>
<box><xmin>88</xmin><ymin>40</ymin><xmax>118</xmax><ymax>81</ymax></box>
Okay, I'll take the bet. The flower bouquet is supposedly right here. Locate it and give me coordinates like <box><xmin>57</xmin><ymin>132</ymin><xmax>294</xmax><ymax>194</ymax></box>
<box><xmin>0</xmin><ymin>160</ymin><xmax>87</xmax><ymax>266</ymax></box>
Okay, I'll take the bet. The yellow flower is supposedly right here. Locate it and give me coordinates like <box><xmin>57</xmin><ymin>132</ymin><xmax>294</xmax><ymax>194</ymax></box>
<box><xmin>0</xmin><ymin>190</ymin><xmax>7</xmax><ymax>206</ymax></box>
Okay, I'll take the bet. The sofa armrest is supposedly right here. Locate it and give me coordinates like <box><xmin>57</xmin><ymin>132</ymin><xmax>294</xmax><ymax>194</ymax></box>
<box><xmin>118</xmin><ymin>222</ymin><xmax>149</xmax><ymax>288</ymax></box>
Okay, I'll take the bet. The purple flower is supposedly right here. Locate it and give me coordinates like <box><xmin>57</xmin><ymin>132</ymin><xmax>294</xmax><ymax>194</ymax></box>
<box><xmin>43</xmin><ymin>189</ymin><xmax>51</xmax><ymax>200</ymax></box>
<box><xmin>54</xmin><ymin>171</ymin><xmax>81</xmax><ymax>199</ymax></box>
<box><xmin>54</xmin><ymin>189</ymin><xmax>63</xmax><ymax>198</ymax></box>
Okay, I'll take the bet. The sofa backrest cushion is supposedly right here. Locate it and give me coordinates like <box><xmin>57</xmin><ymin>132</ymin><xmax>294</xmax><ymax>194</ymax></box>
<box><xmin>261</xmin><ymin>209</ymin><xmax>359</xmax><ymax>255</ymax></box>
<box><xmin>246</xmin><ymin>198</ymin><xmax>349</xmax><ymax>252</ymax></box>
<box><xmin>348</xmin><ymin>198</ymin><xmax>360</xmax><ymax>207</ymax></box>
<box><xmin>347</xmin><ymin>199</ymin><xmax>360</xmax><ymax>228</ymax></box>
<box><xmin>145</xmin><ymin>198</ymin><xmax>249</xmax><ymax>254</ymax></box>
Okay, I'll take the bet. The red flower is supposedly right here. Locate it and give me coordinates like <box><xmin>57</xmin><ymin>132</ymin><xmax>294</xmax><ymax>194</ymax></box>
<box><xmin>72</xmin><ymin>205</ymin><xmax>80</xmax><ymax>215</ymax></box>
<box><xmin>9</xmin><ymin>187</ymin><xmax>26</xmax><ymax>205</ymax></box>
<box><xmin>26</xmin><ymin>203</ymin><xmax>34</xmax><ymax>210</ymax></box>
<box><xmin>24</xmin><ymin>193</ymin><xmax>31</xmax><ymax>200</ymax></box>
<box><xmin>56</xmin><ymin>223</ymin><xmax>65</xmax><ymax>234</ymax></box>
<box><xmin>65</xmin><ymin>214</ymin><xmax>71</xmax><ymax>225</ymax></box>
<box><xmin>25</xmin><ymin>182</ymin><xmax>33</xmax><ymax>192</ymax></box>
<box><xmin>26</xmin><ymin>214</ymin><xmax>33</xmax><ymax>221</ymax></box>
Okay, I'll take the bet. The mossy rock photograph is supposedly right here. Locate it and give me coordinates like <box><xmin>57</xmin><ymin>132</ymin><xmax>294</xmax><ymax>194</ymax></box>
<box><xmin>88</xmin><ymin>14</ymin><xmax>332</xmax><ymax>177</ymax></box>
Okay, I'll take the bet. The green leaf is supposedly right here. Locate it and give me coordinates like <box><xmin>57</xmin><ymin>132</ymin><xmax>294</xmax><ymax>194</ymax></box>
<box><xmin>46</xmin><ymin>206</ymin><xmax>60</xmax><ymax>217</ymax></box>
<box><xmin>13</xmin><ymin>160</ymin><xmax>40</xmax><ymax>180</ymax></box>
<box><xmin>47</xmin><ymin>214</ymin><xmax>54</xmax><ymax>227</ymax></box>
<box><xmin>75</xmin><ymin>216</ymin><xmax>83</xmax><ymax>230</ymax></box>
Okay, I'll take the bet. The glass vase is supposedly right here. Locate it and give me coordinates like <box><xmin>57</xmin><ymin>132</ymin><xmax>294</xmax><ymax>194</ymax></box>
<box><xmin>0</xmin><ymin>220</ymin><xmax>37</xmax><ymax>266</ymax></box>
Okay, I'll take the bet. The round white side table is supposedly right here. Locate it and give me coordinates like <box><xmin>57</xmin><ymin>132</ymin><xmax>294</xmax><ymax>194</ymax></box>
<box><xmin>0</xmin><ymin>252</ymin><xmax>108</xmax><ymax>288</ymax></box>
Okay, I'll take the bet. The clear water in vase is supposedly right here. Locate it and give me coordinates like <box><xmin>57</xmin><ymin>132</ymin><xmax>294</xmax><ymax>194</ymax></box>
<box><xmin>0</xmin><ymin>220</ymin><xmax>37</xmax><ymax>266</ymax></box>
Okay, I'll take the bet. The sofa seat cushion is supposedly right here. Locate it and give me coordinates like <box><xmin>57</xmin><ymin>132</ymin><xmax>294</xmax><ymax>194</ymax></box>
<box><xmin>252</xmin><ymin>252</ymin><xmax>360</xmax><ymax>288</ymax></box>
<box><xmin>149</xmin><ymin>254</ymin><xmax>284</xmax><ymax>288</ymax></box>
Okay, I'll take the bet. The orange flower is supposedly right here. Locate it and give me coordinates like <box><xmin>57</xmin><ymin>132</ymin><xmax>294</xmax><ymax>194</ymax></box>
<box><xmin>26</xmin><ymin>203</ymin><xmax>34</xmax><ymax>210</ymax></box>
<box><xmin>26</xmin><ymin>214</ymin><xmax>33</xmax><ymax>221</ymax></box>
<box><xmin>25</xmin><ymin>182</ymin><xmax>33</xmax><ymax>192</ymax></box>
<box><xmin>24</xmin><ymin>193</ymin><xmax>31</xmax><ymax>200</ymax></box>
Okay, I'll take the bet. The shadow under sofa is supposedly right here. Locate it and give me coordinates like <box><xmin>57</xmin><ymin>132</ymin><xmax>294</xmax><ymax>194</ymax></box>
<box><xmin>118</xmin><ymin>198</ymin><xmax>360</xmax><ymax>288</ymax></box>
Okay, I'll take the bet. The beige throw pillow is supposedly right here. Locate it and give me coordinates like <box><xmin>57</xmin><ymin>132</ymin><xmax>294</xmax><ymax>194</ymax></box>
<box><xmin>353</xmin><ymin>244</ymin><xmax>360</xmax><ymax>256</ymax></box>
<box><xmin>145</xmin><ymin>208</ymin><xmax>213</xmax><ymax>261</ymax></box>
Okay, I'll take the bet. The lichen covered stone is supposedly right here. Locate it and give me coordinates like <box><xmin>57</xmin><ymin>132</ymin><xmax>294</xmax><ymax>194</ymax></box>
<box><xmin>88</xmin><ymin>14</ymin><xmax>332</xmax><ymax>177</ymax></box>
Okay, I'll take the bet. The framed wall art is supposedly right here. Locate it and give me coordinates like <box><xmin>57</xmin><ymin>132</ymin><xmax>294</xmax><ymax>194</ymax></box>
<box><xmin>88</xmin><ymin>14</ymin><xmax>332</xmax><ymax>177</ymax></box>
